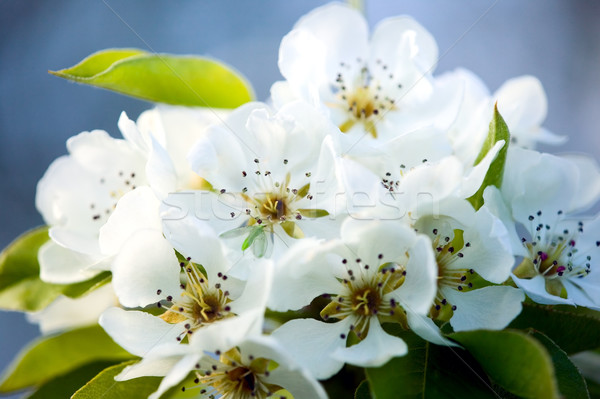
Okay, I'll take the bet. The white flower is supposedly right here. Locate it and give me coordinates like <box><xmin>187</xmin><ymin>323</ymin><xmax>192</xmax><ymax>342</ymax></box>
<box><xmin>269</xmin><ymin>218</ymin><xmax>437</xmax><ymax>378</ymax></box>
<box><xmin>274</xmin><ymin>2</ymin><xmax>460</xmax><ymax>146</ymax></box>
<box><xmin>414</xmin><ymin>204</ymin><xmax>524</xmax><ymax>333</ymax></box>
<box><xmin>485</xmin><ymin>147</ymin><xmax>600</xmax><ymax>308</ymax></box>
<box><xmin>36</xmin><ymin>129</ymin><xmax>148</xmax><ymax>284</ymax></box>
<box><xmin>363</xmin><ymin>140</ymin><xmax>505</xmax><ymax>223</ymax></box>
<box><xmin>175</xmin><ymin>101</ymin><xmax>344</xmax><ymax>258</ymax></box>
<box><xmin>120</xmin><ymin>105</ymin><xmax>228</xmax><ymax>197</ymax></box>
<box><xmin>99</xmin><ymin>222</ymin><xmax>273</xmax><ymax>396</ymax></box>
<box><xmin>439</xmin><ymin>68</ymin><xmax>565</xmax><ymax>164</ymax></box>
<box><xmin>37</xmin><ymin>106</ymin><xmax>224</xmax><ymax>287</ymax></box>
<box><xmin>110</xmin><ymin>334</ymin><xmax>327</xmax><ymax>399</ymax></box>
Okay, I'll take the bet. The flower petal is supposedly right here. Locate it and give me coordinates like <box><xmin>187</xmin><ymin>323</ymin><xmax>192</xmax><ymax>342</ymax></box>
<box><xmin>449</xmin><ymin>206</ymin><xmax>515</xmax><ymax>284</ymax></box>
<box><xmin>443</xmin><ymin>286</ymin><xmax>524</xmax><ymax>332</ymax></box>
<box><xmin>292</xmin><ymin>3</ymin><xmax>368</xmax><ymax>79</ymax></box>
<box><xmin>38</xmin><ymin>240</ymin><xmax>106</xmax><ymax>284</ymax></box>
<box><xmin>269</xmin><ymin>239</ymin><xmax>343</xmax><ymax>311</ymax></box>
<box><xmin>148</xmin><ymin>354</ymin><xmax>201</xmax><ymax>399</ymax></box>
<box><xmin>371</xmin><ymin>15</ymin><xmax>438</xmax><ymax>75</ymax></box>
<box><xmin>332</xmin><ymin>318</ymin><xmax>407</xmax><ymax>367</ymax></box>
<box><xmin>406</xmin><ymin>309</ymin><xmax>458</xmax><ymax>347</ymax></box>
<box><xmin>99</xmin><ymin>307</ymin><xmax>184</xmax><ymax>357</ymax></box>
<box><xmin>512</xmin><ymin>275</ymin><xmax>575</xmax><ymax>306</ymax></box>
<box><xmin>271</xmin><ymin>318</ymin><xmax>350</xmax><ymax>379</ymax></box>
<box><xmin>391</xmin><ymin>234</ymin><xmax>437</xmax><ymax>315</ymax></box>
<box><xmin>99</xmin><ymin>187</ymin><xmax>161</xmax><ymax>256</ymax></box>
<box><xmin>111</xmin><ymin>229</ymin><xmax>181</xmax><ymax>308</ymax></box>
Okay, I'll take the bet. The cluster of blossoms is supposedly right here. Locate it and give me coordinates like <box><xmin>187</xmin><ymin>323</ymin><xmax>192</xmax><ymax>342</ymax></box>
<box><xmin>25</xmin><ymin>3</ymin><xmax>600</xmax><ymax>398</ymax></box>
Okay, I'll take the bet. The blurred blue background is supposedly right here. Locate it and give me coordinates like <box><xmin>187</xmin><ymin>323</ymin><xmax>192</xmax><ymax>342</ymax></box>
<box><xmin>1</xmin><ymin>0</ymin><xmax>599</xmax><ymax>396</ymax></box>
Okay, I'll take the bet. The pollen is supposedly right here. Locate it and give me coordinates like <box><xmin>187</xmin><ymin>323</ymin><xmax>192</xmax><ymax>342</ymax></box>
<box><xmin>159</xmin><ymin>260</ymin><xmax>233</xmax><ymax>336</ymax></box>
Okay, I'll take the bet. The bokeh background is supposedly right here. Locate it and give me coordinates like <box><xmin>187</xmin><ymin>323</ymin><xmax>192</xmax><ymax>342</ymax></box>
<box><xmin>1</xmin><ymin>0</ymin><xmax>599</xmax><ymax>396</ymax></box>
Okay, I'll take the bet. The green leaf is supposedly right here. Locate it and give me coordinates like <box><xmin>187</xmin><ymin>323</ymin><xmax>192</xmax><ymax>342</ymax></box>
<box><xmin>61</xmin><ymin>271</ymin><xmax>112</xmax><ymax>298</ymax></box>
<box><xmin>0</xmin><ymin>325</ymin><xmax>134</xmax><ymax>393</ymax></box>
<box><xmin>585</xmin><ymin>378</ymin><xmax>600</xmax><ymax>398</ymax></box>
<box><xmin>26</xmin><ymin>361</ymin><xmax>116</xmax><ymax>399</ymax></box>
<box><xmin>467</xmin><ymin>104</ymin><xmax>510</xmax><ymax>210</ymax></box>
<box><xmin>355</xmin><ymin>380</ymin><xmax>372</xmax><ymax>399</ymax></box>
<box><xmin>0</xmin><ymin>226</ymin><xmax>64</xmax><ymax>311</ymax></box>
<box><xmin>509</xmin><ymin>303</ymin><xmax>600</xmax><ymax>354</ymax></box>
<box><xmin>529</xmin><ymin>331</ymin><xmax>589</xmax><ymax>399</ymax></box>
<box><xmin>51</xmin><ymin>49</ymin><xmax>254</xmax><ymax>108</ymax></box>
<box><xmin>0</xmin><ymin>226</ymin><xmax>112</xmax><ymax>311</ymax></box>
<box><xmin>71</xmin><ymin>361</ymin><xmax>161</xmax><ymax>399</ymax></box>
<box><xmin>450</xmin><ymin>329</ymin><xmax>559</xmax><ymax>399</ymax></box>
<box><xmin>0</xmin><ymin>227</ymin><xmax>48</xmax><ymax>290</ymax></box>
<box><xmin>365</xmin><ymin>327</ymin><xmax>496</xmax><ymax>398</ymax></box>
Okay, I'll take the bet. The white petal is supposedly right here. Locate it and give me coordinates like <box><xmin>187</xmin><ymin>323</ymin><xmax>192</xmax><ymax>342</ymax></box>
<box><xmin>482</xmin><ymin>186</ymin><xmax>528</xmax><ymax>257</ymax></box>
<box><xmin>371</xmin><ymin>16</ymin><xmax>438</xmax><ymax>75</ymax></box>
<box><xmin>292</xmin><ymin>3</ymin><xmax>368</xmax><ymax>79</ymax></box>
<box><xmin>118</xmin><ymin>111</ymin><xmax>150</xmax><ymax>153</ymax></box>
<box><xmin>38</xmin><ymin>240</ymin><xmax>106</xmax><ymax>284</ymax></box>
<box><xmin>111</xmin><ymin>229</ymin><xmax>181</xmax><ymax>308</ymax></box>
<box><xmin>444</xmin><ymin>286</ymin><xmax>524</xmax><ymax>332</ymax></box>
<box><xmin>505</xmin><ymin>148</ymin><xmax>578</xmax><ymax>217</ymax></box>
<box><xmin>116</xmin><ymin>355</ymin><xmax>181</xmax><ymax>380</ymax></box>
<box><xmin>161</xmin><ymin>214</ymin><xmax>229</xmax><ymax>279</ymax></box>
<box><xmin>396</xmin><ymin>157</ymin><xmax>464</xmax><ymax>213</ymax></box>
<box><xmin>332</xmin><ymin>318</ymin><xmax>407</xmax><ymax>367</ymax></box>
<box><xmin>138</xmin><ymin>105</ymin><xmax>229</xmax><ymax>186</ymax></box>
<box><xmin>391</xmin><ymin>235</ymin><xmax>437</xmax><ymax>315</ymax></box>
<box><xmin>450</xmin><ymin>206</ymin><xmax>515</xmax><ymax>283</ymax></box>
<box><xmin>271</xmin><ymin>318</ymin><xmax>350</xmax><ymax>379</ymax></box>
<box><xmin>406</xmin><ymin>310</ymin><xmax>458</xmax><ymax>347</ymax></box>
<box><xmin>562</xmin><ymin>279</ymin><xmax>600</xmax><ymax>310</ymax></box>
<box><xmin>27</xmin><ymin>283</ymin><xmax>117</xmax><ymax>334</ymax></box>
<box><xmin>99</xmin><ymin>187</ymin><xmax>161</xmax><ymax>256</ymax></box>
<box><xmin>148</xmin><ymin>354</ymin><xmax>201</xmax><ymax>399</ymax></box>
<box><xmin>269</xmin><ymin>239</ymin><xmax>343</xmax><ymax>312</ymax></box>
<box><xmin>237</xmin><ymin>335</ymin><xmax>328</xmax><ymax>399</ymax></box>
<box><xmin>99</xmin><ymin>307</ymin><xmax>184</xmax><ymax>357</ymax></box>
<box><xmin>187</xmin><ymin>103</ymin><xmax>266</xmax><ymax>190</ymax></box>
<box><xmin>458</xmin><ymin>140</ymin><xmax>505</xmax><ymax>199</ymax></box>
<box><xmin>512</xmin><ymin>275</ymin><xmax>575</xmax><ymax>306</ymax></box>
<box><xmin>494</xmin><ymin>76</ymin><xmax>547</xmax><ymax>130</ymax></box>
<box><xmin>229</xmin><ymin>259</ymin><xmax>273</xmax><ymax>314</ymax></box>
<box><xmin>562</xmin><ymin>154</ymin><xmax>600</xmax><ymax>212</ymax></box>
<box><xmin>188</xmin><ymin>309</ymin><xmax>265</xmax><ymax>354</ymax></box>
<box><xmin>278</xmin><ymin>29</ymin><xmax>328</xmax><ymax>105</ymax></box>
<box><xmin>341</xmin><ymin>218</ymin><xmax>416</xmax><ymax>269</ymax></box>
<box><xmin>145</xmin><ymin>134</ymin><xmax>177</xmax><ymax>199</ymax></box>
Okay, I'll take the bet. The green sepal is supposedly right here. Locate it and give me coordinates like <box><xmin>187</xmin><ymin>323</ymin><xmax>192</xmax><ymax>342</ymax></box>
<box><xmin>298</xmin><ymin>208</ymin><xmax>330</xmax><ymax>218</ymax></box>
<box><xmin>0</xmin><ymin>325</ymin><xmax>134</xmax><ymax>393</ymax></box>
<box><xmin>450</xmin><ymin>329</ymin><xmax>559</xmax><ymax>399</ymax></box>
<box><xmin>50</xmin><ymin>48</ymin><xmax>255</xmax><ymax>108</ymax></box>
<box><xmin>467</xmin><ymin>104</ymin><xmax>510</xmax><ymax>210</ymax></box>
